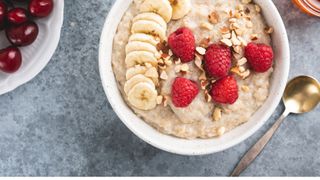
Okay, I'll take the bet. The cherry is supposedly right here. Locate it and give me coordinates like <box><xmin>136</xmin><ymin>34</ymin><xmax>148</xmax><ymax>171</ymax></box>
<box><xmin>29</xmin><ymin>0</ymin><xmax>53</xmax><ymax>18</ymax></box>
<box><xmin>7</xmin><ymin>8</ymin><xmax>29</xmax><ymax>25</ymax></box>
<box><xmin>0</xmin><ymin>1</ymin><xmax>7</xmax><ymax>30</ymax></box>
<box><xmin>6</xmin><ymin>21</ymin><xmax>39</xmax><ymax>46</ymax></box>
<box><xmin>0</xmin><ymin>46</ymin><xmax>22</xmax><ymax>73</ymax></box>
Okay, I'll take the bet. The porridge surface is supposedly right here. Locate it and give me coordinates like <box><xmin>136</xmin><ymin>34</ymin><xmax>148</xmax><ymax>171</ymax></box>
<box><xmin>112</xmin><ymin>0</ymin><xmax>273</xmax><ymax>139</ymax></box>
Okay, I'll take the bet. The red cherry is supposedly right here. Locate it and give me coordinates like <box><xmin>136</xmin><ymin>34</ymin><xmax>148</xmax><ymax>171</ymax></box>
<box><xmin>0</xmin><ymin>1</ymin><xmax>7</xmax><ymax>30</ymax></box>
<box><xmin>6</xmin><ymin>21</ymin><xmax>39</xmax><ymax>46</ymax></box>
<box><xmin>7</xmin><ymin>8</ymin><xmax>29</xmax><ymax>25</ymax></box>
<box><xmin>29</xmin><ymin>0</ymin><xmax>53</xmax><ymax>18</ymax></box>
<box><xmin>0</xmin><ymin>46</ymin><xmax>22</xmax><ymax>73</ymax></box>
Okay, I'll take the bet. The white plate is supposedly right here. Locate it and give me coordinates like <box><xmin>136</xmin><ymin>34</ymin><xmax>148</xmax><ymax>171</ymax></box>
<box><xmin>0</xmin><ymin>0</ymin><xmax>64</xmax><ymax>95</ymax></box>
<box><xmin>99</xmin><ymin>0</ymin><xmax>290</xmax><ymax>155</ymax></box>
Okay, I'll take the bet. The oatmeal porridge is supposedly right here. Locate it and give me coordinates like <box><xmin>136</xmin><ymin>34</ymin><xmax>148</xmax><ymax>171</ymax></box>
<box><xmin>112</xmin><ymin>0</ymin><xmax>275</xmax><ymax>139</ymax></box>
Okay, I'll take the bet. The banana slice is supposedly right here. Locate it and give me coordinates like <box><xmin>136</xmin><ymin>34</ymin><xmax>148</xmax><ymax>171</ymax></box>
<box><xmin>140</xmin><ymin>0</ymin><xmax>172</xmax><ymax>23</ymax></box>
<box><xmin>127</xmin><ymin>82</ymin><xmax>158</xmax><ymax>110</ymax></box>
<box><xmin>125</xmin><ymin>51</ymin><xmax>158</xmax><ymax>68</ymax></box>
<box><xmin>129</xmin><ymin>33</ymin><xmax>160</xmax><ymax>46</ymax></box>
<box><xmin>170</xmin><ymin>0</ymin><xmax>192</xmax><ymax>20</ymax></box>
<box><xmin>131</xmin><ymin>20</ymin><xmax>166</xmax><ymax>41</ymax></box>
<box><xmin>125</xmin><ymin>41</ymin><xmax>158</xmax><ymax>55</ymax></box>
<box><xmin>124</xmin><ymin>74</ymin><xmax>155</xmax><ymax>95</ymax></box>
<box><xmin>126</xmin><ymin>65</ymin><xmax>148</xmax><ymax>80</ymax></box>
<box><xmin>133</xmin><ymin>12</ymin><xmax>167</xmax><ymax>30</ymax></box>
<box><xmin>126</xmin><ymin>65</ymin><xmax>159</xmax><ymax>85</ymax></box>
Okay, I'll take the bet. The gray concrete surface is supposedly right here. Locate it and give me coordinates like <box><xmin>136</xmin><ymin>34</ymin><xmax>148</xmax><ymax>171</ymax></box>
<box><xmin>0</xmin><ymin>0</ymin><xmax>319</xmax><ymax>176</ymax></box>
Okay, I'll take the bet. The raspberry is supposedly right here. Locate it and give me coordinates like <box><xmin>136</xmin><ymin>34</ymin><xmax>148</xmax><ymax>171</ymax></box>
<box><xmin>168</xmin><ymin>27</ymin><xmax>195</xmax><ymax>63</ymax></box>
<box><xmin>210</xmin><ymin>75</ymin><xmax>238</xmax><ymax>104</ymax></box>
<box><xmin>171</xmin><ymin>77</ymin><xmax>199</xmax><ymax>107</ymax></box>
<box><xmin>245</xmin><ymin>42</ymin><xmax>274</xmax><ymax>72</ymax></box>
<box><xmin>204</xmin><ymin>44</ymin><xmax>232</xmax><ymax>78</ymax></box>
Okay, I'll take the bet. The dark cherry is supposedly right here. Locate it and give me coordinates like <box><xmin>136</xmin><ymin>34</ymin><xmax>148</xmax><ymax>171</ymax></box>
<box><xmin>0</xmin><ymin>46</ymin><xmax>22</xmax><ymax>73</ymax></box>
<box><xmin>6</xmin><ymin>21</ymin><xmax>39</xmax><ymax>46</ymax></box>
<box><xmin>0</xmin><ymin>1</ymin><xmax>7</xmax><ymax>30</ymax></box>
<box><xmin>7</xmin><ymin>8</ymin><xmax>29</xmax><ymax>25</ymax></box>
<box><xmin>29</xmin><ymin>0</ymin><xmax>53</xmax><ymax>18</ymax></box>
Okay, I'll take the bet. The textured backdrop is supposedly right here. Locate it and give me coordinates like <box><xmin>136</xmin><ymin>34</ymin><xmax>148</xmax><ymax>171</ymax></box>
<box><xmin>0</xmin><ymin>0</ymin><xmax>319</xmax><ymax>176</ymax></box>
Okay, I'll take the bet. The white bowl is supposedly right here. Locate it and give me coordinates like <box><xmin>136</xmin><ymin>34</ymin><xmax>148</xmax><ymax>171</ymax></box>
<box><xmin>0</xmin><ymin>0</ymin><xmax>64</xmax><ymax>95</ymax></box>
<box><xmin>99</xmin><ymin>0</ymin><xmax>290</xmax><ymax>155</ymax></box>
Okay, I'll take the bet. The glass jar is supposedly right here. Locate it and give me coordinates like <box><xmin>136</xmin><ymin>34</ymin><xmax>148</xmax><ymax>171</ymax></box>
<box><xmin>292</xmin><ymin>0</ymin><xmax>320</xmax><ymax>17</ymax></box>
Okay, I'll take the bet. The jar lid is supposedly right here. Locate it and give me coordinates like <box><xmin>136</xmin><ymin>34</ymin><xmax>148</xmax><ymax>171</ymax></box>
<box><xmin>293</xmin><ymin>0</ymin><xmax>320</xmax><ymax>17</ymax></box>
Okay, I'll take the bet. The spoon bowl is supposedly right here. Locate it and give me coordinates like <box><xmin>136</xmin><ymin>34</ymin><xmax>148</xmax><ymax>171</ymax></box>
<box><xmin>231</xmin><ymin>75</ymin><xmax>320</xmax><ymax>176</ymax></box>
<box><xmin>283</xmin><ymin>76</ymin><xmax>320</xmax><ymax>114</ymax></box>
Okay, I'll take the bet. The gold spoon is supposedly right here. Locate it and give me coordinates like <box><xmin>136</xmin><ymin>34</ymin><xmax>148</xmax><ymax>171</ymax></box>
<box><xmin>231</xmin><ymin>75</ymin><xmax>320</xmax><ymax>176</ymax></box>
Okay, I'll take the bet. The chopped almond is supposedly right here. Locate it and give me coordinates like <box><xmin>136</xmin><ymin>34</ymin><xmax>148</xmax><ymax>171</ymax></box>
<box><xmin>213</xmin><ymin>107</ymin><xmax>222</xmax><ymax>121</ymax></box>
<box><xmin>208</xmin><ymin>11</ymin><xmax>219</xmax><ymax>24</ymax></box>
<box><xmin>160</xmin><ymin>71</ymin><xmax>168</xmax><ymax>80</ymax></box>
<box><xmin>196</xmin><ymin>47</ymin><xmax>206</xmax><ymax>55</ymax></box>
<box><xmin>221</xmin><ymin>39</ymin><xmax>232</xmax><ymax>47</ymax></box>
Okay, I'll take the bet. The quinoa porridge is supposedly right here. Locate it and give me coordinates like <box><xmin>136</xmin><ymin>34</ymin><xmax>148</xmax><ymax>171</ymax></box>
<box><xmin>111</xmin><ymin>0</ymin><xmax>275</xmax><ymax>139</ymax></box>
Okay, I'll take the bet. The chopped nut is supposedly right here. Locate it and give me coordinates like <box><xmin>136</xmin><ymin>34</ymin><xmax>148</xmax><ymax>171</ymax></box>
<box><xmin>220</xmin><ymin>26</ymin><xmax>230</xmax><ymax>34</ymax></box>
<box><xmin>208</xmin><ymin>11</ymin><xmax>219</xmax><ymax>24</ymax></box>
<box><xmin>250</xmin><ymin>34</ymin><xmax>258</xmax><ymax>40</ymax></box>
<box><xmin>264</xmin><ymin>27</ymin><xmax>274</xmax><ymax>34</ymax></box>
<box><xmin>174</xmin><ymin>58</ymin><xmax>181</xmax><ymax>64</ymax></box>
<box><xmin>196</xmin><ymin>47</ymin><xmax>206</xmax><ymax>55</ymax></box>
<box><xmin>236</xmin><ymin>4</ymin><xmax>244</xmax><ymax>11</ymax></box>
<box><xmin>255</xmin><ymin>4</ymin><xmax>261</xmax><ymax>13</ymax></box>
<box><xmin>199</xmin><ymin>38</ymin><xmax>211</xmax><ymax>48</ymax></box>
<box><xmin>213</xmin><ymin>107</ymin><xmax>222</xmax><ymax>121</ymax></box>
<box><xmin>160</xmin><ymin>71</ymin><xmax>168</xmax><ymax>80</ymax></box>
<box><xmin>246</xmin><ymin>21</ymin><xmax>253</xmax><ymax>28</ymax></box>
<box><xmin>168</xmin><ymin>49</ymin><xmax>173</xmax><ymax>56</ymax></box>
<box><xmin>231</xmin><ymin>32</ymin><xmax>241</xmax><ymax>46</ymax></box>
<box><xmin>240</xmin><ymin>69</ymin><xmax>251</xmax><ymax>79</ymax></box>
<box><xmin>200</xmin><ymin>21</ymin><xmax>213</xmax><ymax>30</ymax></box>
<box><xmin>217</xmin><ymin>127</ymin><xmax>226</xmax><ymax>136</ymax></box>
<box><xmin>180</xmin><ymin>64</ymin><xmax>189</xmax><ymax>72</ymax></box>
<box><xmin>221</xmin><ymin>38</ymin><xmax>232</xmax><ymax>47</ymax></box>
<box><xmin>156</xmin><ymin>95</ymin><xmax>163</xmax><ymax>105</ymax></box>
<box><xmin>233</xmin><ymin>53</ymin><xmax>242</xmax><ymax>60</ymax></box>
<box><xmin>234</xmin><ymin>12</ymin><xmax>242</xmax><ymax>19</ymax></box>
<box><xmin>164</xmin><ymin>59</ymin><xmax>173</xmax><ymax>66</ymax></box>
<box><xmin>230</xmin><ymin>22</ymin><xmax>241</xmax><ymax>30</ymax></box>
<box><xmin>235</xmin><ymin>28</ymin><xmax>244</xmax><ymax>36</ymax></box>
<box><xmin>229</xmin><ymin>18</ymin><xmax>237</xmax><ymax>23</ymax></box>
<box><xmin>241</xmin><ymin>85</ymin><xmax>250</xmax><ymax>92</ymax></box>
<box><xmin>195</xmin><ymin>57</ymin><xmax>203</xmax><ymax>69</ymax></box>
<box><xmin>158</xmin><ymin>58</ymin><xmax>164</xmax><ymax>65</ymax></box>
<box><xmin>204</xmin><ymin>90</ymin><xmax>212</xmax><ymax>102</ymax></box>
<box><xmin>222</xmin><ymin>33</ymin><xmax>231</xmax><ymax>39</ymax></box>
<box><xmin>199</xmin><ymin>72</ymin><xmax>207</xmax><ymax>81</ymax></box>
<box><xmin>229</xmin><ymin>10</ymin><xmax>233</xmax><ymax>17</ymax></box>
<box><xmin>159</xmin><ymin>64</ymin><xmax>167</xmax><ymax>70</ymax></box>
<box><xmin>211</xmin><ymin>79</ymin><xmax>217</xmax><ymax>84</ymax></box>
<box><xmin>233</xmin><ymin>45</ymin><xmax>242</xmax><ymax>54</ymax></box>
<box><xmin>237</xmin><ymin>57</ymin><xmax>247</xmax><ymax>66</ymax></box>
<box><xmin>163</xmin><ymin>96</ymin><xmax>168</xmax><ymax>107</ymax></box>
<box><xmin>239</xmin><ymin>66</ymin><xmax>246</xmax><ymax>72</ymax></box>
<box><xmin>231</xmin><ymin>66</ymin><xmax>241</xmax><ymax>75</ymax></box>
<box><xmin>200</xmin><ymin>80</ymin><xmax>209</xmax><ymax>90</ymax></box>
<box><xmin>174</xmin><ymin>65</ymin><xmax>181</xmax><ymax>73</ymax></box>
<box><xmin>237</xmin><ymin>36</ymin><xmax>248</xmax><ymax>46</ymax></box>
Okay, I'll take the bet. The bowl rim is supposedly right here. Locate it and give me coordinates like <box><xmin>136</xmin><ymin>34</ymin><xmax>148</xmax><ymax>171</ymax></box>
<box><xmin>99</xmin><ymin>0</ymin><xmax>290</xmax><ymax>155</ymax></box>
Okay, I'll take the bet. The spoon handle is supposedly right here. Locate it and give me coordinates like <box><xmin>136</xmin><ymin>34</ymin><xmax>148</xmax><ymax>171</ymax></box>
<box><xmin>230</xmin><ymin>110</ymin><xmax>290</xmax><ymax>176</ymax></box>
